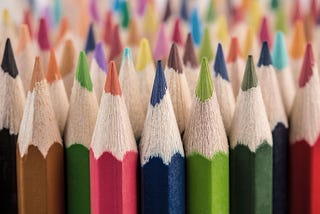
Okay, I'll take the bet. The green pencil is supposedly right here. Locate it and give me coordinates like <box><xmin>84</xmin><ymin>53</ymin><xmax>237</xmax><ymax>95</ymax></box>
<box><xmin>184</xmin><ymin>57</ymin><xmax>229</xmax><ymax>214</ymax></box>
<box><xmin>64</xmin><ymin>51</ymin><xmax>98</xmax><ymax>214</ymax></box>
<box><xmin>230</xmin><ymin>55</ymin><xmax>273</xmax><ymax>214</ymax></box>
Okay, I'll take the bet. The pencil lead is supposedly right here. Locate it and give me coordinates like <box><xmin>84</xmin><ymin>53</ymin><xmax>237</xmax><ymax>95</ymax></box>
<box><xmin>102</xmin><ymin>10</ymin><xmax>114</xmax><ymax>46</ymax></box>
<box><xmin>94</xmin><ymin>42</ymin><xmax>107</xmax><ymax>72</ymax></box>
<box><xmin>258</xmin><ymin>41</ymin><xmax>272</xmax><ymax>67</ymax></box>
<box><xmin>272</xmin><ymin>32</ymin><xmax>288</xmax><ymax>70</ymax></box>
<box><xmin>105</xmin><ymin>61</ymin><xmax>121</xmax><ymax>95</ymax></box>
<box><xmin>151</xmin><ymin>60</ymin><xmax>167</xmax><ymax>106</ymax></box>
<box><xmin>1</xmin><ymin>38</ymin><xmax>18</xmax><ymax>78</ymax></box>
<box><xmin>163</xmin><ymin>0</ymin><xmax>171</xmax><ymax>22</ymax></box>
<box><xmin>214</xmin><ymin>43</ymin><xmax>229</xmax><ymax>81</ymax></box>
<box><xmin>227</xmin><ymin>37</ymin><xmax>241</xmax><ymax>63</ymax></box>
<box><xmin>23</xmin><ymin>10</ymin><xmax>33</xmax><ymax>38</ymax></box>
<box><xmin>76</xmin><ymin>51</ymin><xmax>93</xmax><ymax>91</ymax></box>
<box><xmin>123</xmin><ymin>47</ymin><xmax>132</xmax><ymax>60</ymax></box>
<box><xmin>242</xmin><ymin>55</ymin><xmax>258</xmax><ymax>91</ymax></box>
<box><xmin>304</xmin><ymin>13</ymin><xmax>315</xmax><ymax>43</ymax></box>
<box><xmin>37</xmin><ymin>17</ymin><xmax>50</xmax><ymax>51</ymax></box>
<box><xmin>270</xmin><ymin>0</ymin><xmax>279</xmax><ymax>10</ymax></box>
<box><xmin>243</xmin><ymin>26</ymin><xmax>255</xmax><ymax>57</ymax></box>
<box><xmin>216</xmin><ymin>15</ymin><xmax>228</xmax><ymax>44</ymax></box>
<box><xmin>53</xmin><ymin>0</ymin><xmax>62</xmax><ymax>25</ymax></box>
<box><xmin>259</xmin><ymin>16</ymin><xmax>272</xmax><ymax>46</ymax></box>
<box><xmin>143</xmin><ymin>2</ymin><xmax>158</xmax><ymax>35</ymax></box>
<box><xmin>290</xmin><ymin>20</ymin><xmax>306</xmax><ymax>59</ymax></box>
<box><xmin>46</xmin><ymin>49</ymin><xmax>61</xmax><ymax>83</ymax></box>
<box><xmin>291</xmin><ymin>0</ymin><xmax>302</xmax><ymax>24</ymax></box>
<box><xmin>206</xmin><ymin>0</ymin><xmax>216</xmax><ymax>23</ymax></box>
<box><xmin>2</xmin><ymin>9</ymin><xmax>12</xmax><ymax>26</ymax></box>
<box><xmin>85</xmin><ymin>23</ymin><xmax>96</xmax><ymax>53</ymax></box>
<box><xmin>109</xmin><ymin>24</ymin><xmax>123</xmax><ymax>61</ymax></box>
<box><xmin>30</xmin><ymin>57</ymin><xmax>45</xmax><ymax>91</ymax></box>
<box><xmin>127</xmin><ymin>18</ymin><xmax>140</xmax><ymax>46</ymax></box>
<box><xmin>180</xmin><ymin>0</ymin><xmax>189</xmax><ymax>21</ymax></box>
<box><xmin>190</xmin><ymin>8</ymin><xmax>202</xmax><ymax>46</ymax></box>
<box><xmin>196</xmin><ymin>57</ymin><xmax>213</xmax><ymax>101</ymax></box>
<box><xmin>16</xmin><ymin>24</ymin><xmax>31</xmax><ymax>53</ymax></box>
<box><xmin>275</xmin><ymin>6</ymin><xmax>287</xmax><ymax>33</ymax></box>
<box><xmin>299</xmin><ymin>44</ymin><xmax>314</xmax><ymax>87</ymax></box>
<box><xmin>60</xmin><ymin>39</ymin><xmax>75</xmax><ymax>77</ymax></box>
<box><xmin>172</xmin><ymin>18</ymin><xmax>183</xmax><ymax>46</ymax></box>
<box><xmin>154</xmin><ymin>23</ymin><xmax>169</xmax><ymax>60</ymax></box>
<box><xmin>137</xmin><ymin>0</ymin><xmax>147</xmax><ymax>16</ymax></box>
<box><xmin>90</xmin><ymin>0</ymin><xmax>100</xmax><ymax>22</ymax></box>
<box><xmin>199</xmin><ymin>27</ymin><xmax>213</xmax><ymax>62</ymax></box>
<box><xmin>183</xmin><ymin>33</ymin><xmax>198</xmax><ymax>68</ymax></box>
<box><xmin>121</xmin><ymin>1</ymin><xmax>130</xmax><ymax>28</ymax></box>
<box><xmin>168</xmin><ymin>43</ymin><xmax>183</xmax><ymax>73</ymax></box>
<box><xmin>136</xmin><ymin>38</ymin><xmax>153</xmax><ymax>71</ymax></box>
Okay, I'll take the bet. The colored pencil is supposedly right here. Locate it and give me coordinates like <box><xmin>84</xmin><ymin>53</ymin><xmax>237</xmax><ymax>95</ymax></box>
<box><xmin>227</xmin><ymin>37</ymin><xmax>245</xmax><ymax>98</ymax></box>
<box><xmin>213</xmin><ymin>43</ymin><xmax>235</xmax><ymax>134</ymax></box>
<box><xmin>165</xmin><ymin>43</ymin><xmax>191</xmax><ymax>134</ymax></box>
<box><xmin>258</xmin><ymin>16</ymin><xmax>272</xmax><ymax>47</ymax></box>
<box><xmin>16</xmin><ymin>24</ymin><xmax>35</xmax><ymax>94</ymax></box>
<box><xmin>140</xmin><ymin>60</ymin><xmax>185</xmax><ymax>214</ymax></box>
<box><xmin>199</xmin><ymin>27</ymin><xmax>213</xmax><ymax>63</ymax></box>
<box><xmin>290</xmin><ymin>43</ymin><xmax>320</xmax><ymax>214</ymax></box>
<box><xmin>183</xmin><ymin>33</ymin><xmax>199</xmax><ymax>95</ymax></box>
<box><xmin>102</xmin><ymin>10</ymin><xmax>114</xmax><ymax>47</ymax></box>
<box><xmin>215</xmin><ymin>16</ymin><xmax>229</xmax><ymax>47</ymax></box>
<box><xmin>162</xmin><ymin>0</ymin><xmax>171</xmax><ymax>22</ymax></box>
<box><xmin>154</xmin><ymin>23</ymin><xmax>169</xmax><ymax>64</ymax></box>
<box><xmin>90</xmin><ymin>42</ymin><xmax>107</xmax><ymax>103</ymax></box>
<box><xmin>109</xmin><ymin>24</ymin><xmax>123</xmax><ymax>69</ymax></box>
<box><xmin>119</xmin><ymin>48</ymin><xmax>145</xmax><ymax>139</ymax></box>
<box><xmin>65</xmin><ymin>51</ymin><xmax>98</xmax><ymax>214</ymax></box>
<box><xmin>17</xmin><ymin>57</ymin><xmax>64</xmax><ymax>214</ymax></box>
<box><xmin>126</xmin><ymin>18</ymin><xmax>140</xmax><ymax>56</ymax></box>
<box><xmin>90</xmin><ymin>61</ymin><xmax>138</xmax><ymax>214</ymax></box>
<box><xmin>242</xmin><ymin>26</ymin><xmax>259</xmax><ymax>61</ymax></box>
<box><xmin>142</xmin><ymin>2</ymin><xmax>158</xmax><ymax>48</ymax></box>
<box><xmin>84</xmin><ymin>23</ymin><xmax>96</xmax><ymax>62</ymax></box>
<box><xmin>190</xmin><ymin>8</ymin><xmax>202</xmax><ymax>46</ymax></box>
<box><xmin>230</xmin><ymin>55</ymin><xmax>272</xmax><ymax>214</ymax></box>
<box><xmin>135</xmin><ymin>38</ymin><xmax>155</xmax><ymax>117</ymax></box>
<box><xmin>184</xmin><ymin>57</ymin><xmax>229</xmax><ymax>214</ymax></box>
<box><xmin>0</xmin><ymin>39</ymin><xmax>25</xmax><ymax>213</ymax></box>
<box><xmin>289</xmin><ymin>20</ymin><xmax>306</xmax><ymax>87</ymax></box>
<box><xmin>46</xmin><ymin>48</ymin><xmax>69</xmax><ymax>134</ymax></box>
<box><xmin>172</xmin><ymin>18</ymin><xmax>184</xmax><ymax>47</ymax></box>
<box><xmin>37</xmin><ymin>18</ymin><xmax>51</xmax><ymax>72</ymax></box>
<box><xmin>60</xmin><ymin>39</ymin><xmax>76</xmax><ymax>98</ymax></box>
<box><xmin>257</xmin><ymin>41</ymin><xmax>289</xmax><ymax>214</ymax></box>
<box><xmin>272</xmin><ymin>31</ymin><xmax>295</xmax><ymax>115</ymax></box>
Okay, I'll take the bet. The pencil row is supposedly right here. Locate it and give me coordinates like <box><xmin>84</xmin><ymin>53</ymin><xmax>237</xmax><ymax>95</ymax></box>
<box><xmin>1</xmin><ymin>27</ymin><xmax>319</xmax><ymax>214</ymax></box>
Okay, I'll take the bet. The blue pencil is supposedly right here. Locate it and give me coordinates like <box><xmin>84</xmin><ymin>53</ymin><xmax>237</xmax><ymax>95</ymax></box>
<box><xmin>140</xmin><ymin>60</ymin><xmax>185</xmax><ymax>214</ymax></box>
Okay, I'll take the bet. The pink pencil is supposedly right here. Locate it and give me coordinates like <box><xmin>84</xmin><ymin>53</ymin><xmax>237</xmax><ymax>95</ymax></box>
<box><xmin>90</xmin><ymin>61</ymin><xmax>138</xmax><ymax>214</ymax></box>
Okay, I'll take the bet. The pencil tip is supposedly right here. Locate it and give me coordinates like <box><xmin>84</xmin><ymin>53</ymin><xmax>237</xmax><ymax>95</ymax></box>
<box><xmin>196</xmin><ymin>57</ymin><xmax>213</xmax><ymax>101</ymax></box>
<box><xmin>190</xmin><ymin>8</ymin><xmax>202</xmax><ymax>45</ymax></box>
<box><xmin>227</xmin><ymin>37</ymin><xmax>241</xmax><ymax>63</ymax></box>
<box><xmin>76</xmin><ymin>51</ymin><xmax>93</xmax><ymax>91</ymax></box>
<box><xmin>105</xmin><ymin>61</ymin><xmax>122</xmax><ymax>95</ymax></box>
<box><xmin>242</xmin><ymin>55</ymin><xmax>258</xmax><ymax>91</ymax></box>
<box><xmin>163</xmin><ymin>0</ymin><xmax>171</xmax><ymax>22</ymax></box>
<box><xmin>154</xmin><ymin>23</ymin><xmax>169</xmax><ymax>60</ymax></box>
<box><xmin>290</xmin><ymin>20</ymin><xmax>306</xmax><ymax>59</ymax></box>
<box><xmin>109</xmin><ymin>24</ymin><xmax>123</xmax><ymax>60</ymax></box>
<box><xmin>183</xmin><ymin>33</ymin><xmax>198</xmax><ymax>68</ymax></box>
<box><xmin>259</xmin><ymin>16</ymin><xmax>272</xmax><ymax>46</ymax></box>
<box><xmin>17</xmin><ymin>24</ymin><xmax>31</xmax><ymax>53</ymax></box>
<box><xmin>167</xmin><ymin>43</ymin><xmax>183</xmax><ymax>73</ymax></box>
<box><xmin>258</xmin><ymin>41</ymin><xmax>272</xmax><ymax>67</ymax></box>
<box><xmin>214</xmin><ymin>43</ymin><xmax>229</xmax><ymax>81</ymax></box>
<box><xmin>299</xmin><ymin>43</ymin><xmax>315</xmax><ymax>87</ymax></box>
<box><xmin>272</xmin><ymin>32</ymin><xmax>289</xmax><ymax>70</ymax></box>
<box><xmin>1</xmin><ymin>38</ymin><xmax>18</xmax><ymax>78</ymax></box>
<box><xmin>136</xmin><ymin>38</ymin><xmax>153</xmax><ymax>71</ymax></box>
<box><xmin>30</xmin><ymin>57</ymin><xmax>45</xmax><ymax>91</ymax></box>
<box><xmin>85</xmin><ymin>23</ymin><xmax>96</xmax><ymax>53</ymax></box>
<box><xmin>94</xmin><ymin>42</ymin><xmax>107</xmax><ymax>71</ymax></box>
<box><xmin>199</xmin><ymin>27</ymin><xmax>213</xmax><ymax>61</ymax></box>
<box><xmin>46</xmin><ymin>49</ymin><xmax>62</xmax><ymax>83</ymax></box>
<box><xmin>37</xmin><ymin>18</ymin><xmax>50</xmax><ymax>50</ymax></box>
<box><xmin>151</xmin><ymin>60</ymin><xmax>167</xmax><ymax>106</ymax></box>
<box><xmin>172</xmin><ymin>18</ymin><xmax>183</xmax><ymax>46</ymax></box>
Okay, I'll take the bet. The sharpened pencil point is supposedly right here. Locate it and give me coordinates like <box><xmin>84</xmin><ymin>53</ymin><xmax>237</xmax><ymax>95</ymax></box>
<box><xmin>199</xmin><ymin>27</ymin><xmax>213</xmax><ymax>61</ymax></box>
<box><xmin>76</xmin><ymin>51</ymin><xmax>93</xmax><ymax>91</ymax></box>
<box><xmin>85</xmin><ymin>23</ymin><xmax>96</xmax><ymax>53</ymax></box>
<box><xmin>46</xmin><ymin>49</ymin><xmax>62</xmax><ymax>83</ymax></box>
<box><xmin>105</xmin><ymin>61</ymin><xmax>122</xmax><ymax>95</ymax></box>
<box><xmin>196</xmin><ymin>57</ymin><xmax>213</xmax><ymax>101</ymax></box>
<box><xmin>1</xmin><ymin>38</ymin><xmax>18</xmax><ymax>78</ymax></box>
<box><xmin>183</xmin><ymin>33</ymin><xmax>198</xmax><ymax>68</ymax></box>
<box><xmin>272</xmin><ymin>32</ymin><xmax>289</xmax><ymax>70</ymax></box>
<box><xmin>136</xmin><ymin>38</ymin><xmax>153</xmax><ymax>71</ymax></box>
<box><xmin>37</xmin><ymin>18</ymin><xmax>50</xmax><ymax>51</ymax></box>
<box><xmin>214</xmin><ymin>43</ymin><xmax>229</xmax><ymax>81</ymax></box>
<box><xmin>168</xmin><ymin>43</ymin><xmax>183</xmax><ymax>73</ymax></box>
<box><xmin>299</xmin><ymin>43</ymin><xmax>314</xmax><ymax>87</ymax></box>
<box><xmin>258</xmin><ymin>41</ymin><xmax>272</xmax><ymax>67</ymax></box>
<box><xmin>242</xmin><ymin>56</ymin><xmax>258</xmax><ymax>91</ymax></box>
<box><xmin>30</xmin><ymin>57</ymin><xmax>45</xmax><ymax>91</ymax></box>
<box><xmin>151</xmin><ymin>60</ymin><xmax>167</xmax><ymax>106</ymax></box>
<box><xmin>227</xmin><ymin>37</ymin><xmax>241</xmax><ymax>63</ymax></box>
<box><xmin>94</xmin><ymin>42</ymin><xmax>107</xmax><ymax>72</ymax></box>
